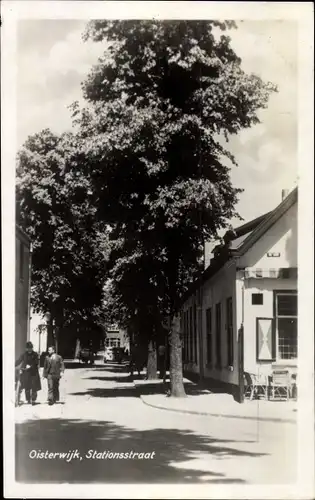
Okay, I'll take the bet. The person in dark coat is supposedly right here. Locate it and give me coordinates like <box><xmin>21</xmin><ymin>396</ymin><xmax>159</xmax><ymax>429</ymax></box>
<box><xmin>43</xmin><ymin>346</ymin><xmax>65</xmax><ymax>405</ymax></box>
<box><xmin>129</xmin><ymin>345</ymin><xmax>146</xmax><ymax>377</ymax></box>
<box><xmin>15</xmin><ymin>341</ymin><xmax>41</xmax><ymax>405</ymax></box>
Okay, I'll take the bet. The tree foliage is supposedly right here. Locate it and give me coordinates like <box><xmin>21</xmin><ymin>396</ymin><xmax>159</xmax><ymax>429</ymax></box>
<box><xmin>16</xmin><ymin>129</ymin><xmax>110</xmax><ymax>337</ymax></box>
<box><xmin>17</xmin><ymin>21</ymin><xmax>276</xmax><ymax>389</ymax></box>
<box><xmin>70</xmin><ymin>20</ymin><xmax>276</xmax><ymax>393</ymax></box>
<box><xmin>75</xmin><ymin>20</ymin><xmax>276</xmax><ymax>310</ymax></box>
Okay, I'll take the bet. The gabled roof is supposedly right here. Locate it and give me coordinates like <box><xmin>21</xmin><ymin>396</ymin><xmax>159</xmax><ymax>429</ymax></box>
<box><xmin>181</xmin><ymin>187</ymin><xmax>298</xmax><ymax>304</ymax></box>
<box><xmin>226</xmin><ymin>211</ymin><xmax>273</xmax><ymax>250</ymax></box>
<box><xmin>231</xmin><ymin>186</ymin><xmax>297</xmax><ymax>257</ymax></box>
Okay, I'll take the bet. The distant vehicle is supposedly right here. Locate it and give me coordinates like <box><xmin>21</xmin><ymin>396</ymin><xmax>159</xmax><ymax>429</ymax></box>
<box><xmin>113</xmin><ymin>347</ymin><xmax>124</xmax><ymax>363</ymax></box>
<box><xmin>79</xmin><ymin>347</ymin><xmax>94</xmax><ymax>364</ymax></box>
<box><xmin>104</xmin><ymin>347</ymin><xmax>114</xmax><ymax>362</ymax></box>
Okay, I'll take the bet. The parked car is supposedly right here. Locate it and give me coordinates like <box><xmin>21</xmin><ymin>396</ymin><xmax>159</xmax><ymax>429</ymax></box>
<box><xmin>113</xmin><ymin>347</ymin><xmax>124</xmax><ymax>363</ymax></box>
<box><xmin>79</xmin><ymin>347</ymin><xmax>94</xmax><ymax>364</ymax></box>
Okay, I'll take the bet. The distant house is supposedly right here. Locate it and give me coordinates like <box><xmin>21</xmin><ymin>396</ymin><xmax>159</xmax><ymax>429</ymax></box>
<box><xmin>181</xmin><ymin>188</ymin><xmax>298</xmax><ymax>400</ymax></box>
<box><xmin>15</xmin><ymin>225</ymin><xmax>32</xmax><ymax>359</ymax></box>
<box><xmin>105</xmin><ymin>323</ymin><xmax>130</xmax><ymax>351</ymax></box>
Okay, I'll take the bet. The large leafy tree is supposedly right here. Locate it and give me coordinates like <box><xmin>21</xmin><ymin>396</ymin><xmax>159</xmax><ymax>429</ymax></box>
<box><xmin>72</xmin><ymin>20</ymin><xmax>276</xmax><ymax>395</ymax></box>
<box><xmin>16</xmin><ymin>129</ymin><xmax>110</xmax><ymax>351</ymax></box>
<box><xmin>102</xmin><ymin>254</ymin><xmax>167</xmax><ymax>379</ymax></box>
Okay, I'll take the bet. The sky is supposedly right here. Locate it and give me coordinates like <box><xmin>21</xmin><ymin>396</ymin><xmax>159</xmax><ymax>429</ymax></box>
<box><xmin>17</xmin><ymin>19</ymin><xmax>298</xmax><ymax>227</ymax></box>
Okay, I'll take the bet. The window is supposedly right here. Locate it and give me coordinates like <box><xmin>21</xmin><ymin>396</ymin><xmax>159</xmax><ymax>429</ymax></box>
<box><xmin>193</xmin><ymin>304</ymin><xmax>197</xmax><ymax>363</ymax></box>
<box><xmin>206</xmin><ymin>308</ymin><xmax>212</xmax><ymax>365</ymax></box>
<box><xmin>182</xmin><ymin>311</ymin><xmax>186</xmax><ymax>363</ymax></box>
<box><xmin>187</xmin><ymin>309</ymin><xmax>191</xmax><ymax>362</ymax></box>
<box><xmin>105</xmin><ymin>338</ymin><xmax>120</xmax><ymax>347</ymax></box>
<box><xmin>185</xmin><ymin>309</ymin><xmax>189</xmax><ymax>363</ymax></box>
<box><xmin>215</xmin><ymin>303</ymin><xmax>222</xmax><ymax>368</ymax></box>
<box><xmin>277</xmin><ymin>294</ymin><xmax>297</xmax><ymax>316</ymax></box>
<box><xmin>19</xmin><ymin>241</ymin><xmax>24</xmax><ymax>280</ymax></box>
<box><xmin>275</xmin><ymin>291</ymin><xmax>297</xmax><ymax>360</ymax></box>
<box><xmin>252</xmin><ymin>293</ymin><xmax>263</xmax><ymax>305</ymax></box>
<box><xmin>189</xmin><ymin>307</ymin><xmax>193</xmax><ymax>362</ymax></box>
<box><xmin>226</xmin><ymin>297</ymin><xmax>234</xmax><ymax>366</ymax></box>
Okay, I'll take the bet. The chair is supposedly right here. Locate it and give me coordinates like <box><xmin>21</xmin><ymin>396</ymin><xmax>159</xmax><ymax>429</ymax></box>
<box><xmin>244</xmin><ymin>372</ymin><xmax>268</xmax><ymax>400</ymax></box>
<box><xmin>270</xmin><ymin>370</ymin><xmax>292</xmax><ymax>400</ymax></box>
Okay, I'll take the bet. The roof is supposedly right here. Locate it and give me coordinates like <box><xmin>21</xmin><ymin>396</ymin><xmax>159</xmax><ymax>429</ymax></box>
<box><xmin>232</xmin><ymin>187</ymin><xmax>297</xmax><ymax>256</ymax></box>
<box><xmin>227</xmin><ymin>211</ymin><xmax>273</xmax><ymax>250</ymax></box>
<box><xmin>181</xmin><ymin>187</ymin><xmax>298</xmax><ymax>304</ymax></box>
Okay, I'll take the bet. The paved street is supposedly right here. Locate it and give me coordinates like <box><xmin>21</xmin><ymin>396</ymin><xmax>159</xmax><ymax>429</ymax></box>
<box><xmin>15</xmin><ymin>362</ymin><xmax>297</xmax><ymax>484</ymax></box>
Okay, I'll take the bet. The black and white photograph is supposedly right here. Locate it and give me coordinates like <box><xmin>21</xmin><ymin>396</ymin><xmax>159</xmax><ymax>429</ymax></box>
<box><xmin>2</xmin><ymin>1</ymin><xmax>314</xmax><ymax>498</ymax></box>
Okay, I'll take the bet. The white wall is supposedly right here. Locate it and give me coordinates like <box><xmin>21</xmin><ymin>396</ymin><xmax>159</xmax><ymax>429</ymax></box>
<box><xmin>238</xmin><ymin>201</ymin><xmax>297</xmax><ymax>376</ymax></box>
<box><xmin>182</xmin><ymin>200</ymin><xmax>297</xmax><ymax>389</ymax></box>
<box><xmin>30</xmin><ymin>311</ymin><xmax>48</xmax><ymax>354</ymax></box>
<box><xmin>242</xmin><ymin>278</ymin><xmax>297</xmax><ymax>376</ymax></box>
<box><xmin>182</xmin><ymin>261</ymin><xmax>239</xmax><ymax>386</ymax></box>
<box><xmin>201</xmin><ymin>261</ymin><xmax>239</xmax><ymax>386</ymax></box>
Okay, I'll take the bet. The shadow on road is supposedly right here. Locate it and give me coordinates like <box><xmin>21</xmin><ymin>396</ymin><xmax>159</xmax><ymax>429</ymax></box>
<box><xmin>70</xmin><ymin>376</ymin><xmax>214</xmax><ymax>399</ymax></box>
<box><xmin>16</xmin><ymin>417</ymin><xmax>265</xmax><ymax>483</ymax></box>
<box><xmin>63</xmin><ymin>361</ymin><xmax>130</xmax><ymax>372</ymax></box>
<box><xmin>64</xmin><ymin>361</ymin><xmax>92</xmax><ymax>369</ymax></box>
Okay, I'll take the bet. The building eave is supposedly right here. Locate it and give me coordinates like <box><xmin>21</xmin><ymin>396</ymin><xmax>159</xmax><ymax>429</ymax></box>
<box><xmin>180</xmin><ymin>252</ymin><xmax>232</xmax><ymax>306</ymax></box>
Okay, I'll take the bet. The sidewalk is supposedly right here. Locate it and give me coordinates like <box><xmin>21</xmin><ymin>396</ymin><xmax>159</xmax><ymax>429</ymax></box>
<box><xmin>134</xmin><ymin>378</ymin><xmax>297</xmax><ymax>423</ymax></box>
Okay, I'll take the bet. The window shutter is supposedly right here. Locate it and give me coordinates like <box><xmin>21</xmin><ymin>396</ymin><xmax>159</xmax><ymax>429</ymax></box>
<box><xmin>256</xmin><ymin>318</ymin><xmax>275</xmax><ymax>361</ymax></box>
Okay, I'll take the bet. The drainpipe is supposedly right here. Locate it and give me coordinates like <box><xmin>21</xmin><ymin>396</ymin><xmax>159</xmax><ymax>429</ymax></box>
<box><xmin>238</xmin><ymin>269</ymin><xmax>245</xmax><ymax>403</ymax></box>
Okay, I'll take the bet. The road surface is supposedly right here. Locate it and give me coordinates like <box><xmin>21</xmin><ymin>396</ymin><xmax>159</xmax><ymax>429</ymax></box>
<box><xmin>15</xmin><ymin>361</ymin><xmax>297</xmax><ymax>484</ymax></box>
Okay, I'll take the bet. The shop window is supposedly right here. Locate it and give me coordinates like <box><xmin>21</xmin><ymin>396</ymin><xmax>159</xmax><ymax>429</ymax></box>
<box><xmin>274</xmin><ymin>291</ymin><xmax>297</xmax><ymax>360</ymax></box>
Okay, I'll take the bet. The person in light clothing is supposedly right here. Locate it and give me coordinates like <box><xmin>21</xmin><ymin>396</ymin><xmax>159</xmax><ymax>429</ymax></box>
<box><xmin>43</xmin><ymin>346</ymin><xmax>65</xmax><ymax>405</ymax></box>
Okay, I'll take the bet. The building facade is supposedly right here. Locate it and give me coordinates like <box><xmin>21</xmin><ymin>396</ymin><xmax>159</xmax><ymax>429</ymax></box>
<box><xmin>181</xmin><ymin>188</ymin><xmax>298</xmax><ymax>400</ymax></box>
<box><xmin>15</xmin><ymin>225</ymin><xmax>32</xmax><ymax>359</ymax></box>
<box><xmin>105</xmin><ymin>323</ymin><xmax>130</xmax><ymax>351</ymax></box>
<box><xmin>29</xmin><ymin>311</ymin><xmax>49</xmax><ymax>355</ymax></box>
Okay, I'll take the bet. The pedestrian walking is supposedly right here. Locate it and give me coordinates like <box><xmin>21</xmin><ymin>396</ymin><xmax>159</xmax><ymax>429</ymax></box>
<box><xmin>43</xmin><ymin>346</ymin><xmax>65</xmax><ymax>405</ymax></box>
<box><xmin>15</xmin><ymin>341</ymin><xmax>41</xmax><ymax>406</ymax></box>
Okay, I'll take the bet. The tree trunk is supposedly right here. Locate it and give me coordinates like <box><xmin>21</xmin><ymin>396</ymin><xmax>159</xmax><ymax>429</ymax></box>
<box><xmin>146</xmin><ymin>339</ymin><xmax>157</xmax><ymax>379</ymax></box>
<box><xmin>169</xmin><ymin>313</ymin><xmax>186</xmax><ymax>397</ymax></box>
<box><xmin>74</xmin><ymin>338</ymin><xmax>81</xmax><ymax>359</ymax></box>
<box><xmin>47</xmin><ymin>314</ymin><xmax>54</xmax><ymax>348</ymax></box>
<box><xmin>55</xmin><ymin>327</ymin><xmax>59</xmax><ymax>354</ymax></box>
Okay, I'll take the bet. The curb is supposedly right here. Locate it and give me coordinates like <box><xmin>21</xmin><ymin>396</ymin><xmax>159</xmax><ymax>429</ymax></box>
<box><xmin>137</xmin><ymin>392</ymin><xmax>296</xmax><ymax>424</ymax></box>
